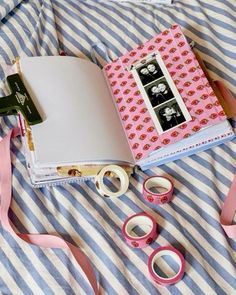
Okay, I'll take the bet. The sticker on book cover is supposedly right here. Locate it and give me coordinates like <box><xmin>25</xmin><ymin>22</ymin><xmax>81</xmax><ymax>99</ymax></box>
<box><xmin>131</xmin><ymin>52</ymin><xmax>191</xmax><ymax>134</ymax></box>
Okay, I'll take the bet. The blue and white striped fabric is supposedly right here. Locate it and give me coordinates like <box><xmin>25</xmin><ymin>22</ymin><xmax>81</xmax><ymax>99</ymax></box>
<box><xmin>0</xmin><ymin>1</ymin><xmax>235</xmax><ymax>294</ymax></box>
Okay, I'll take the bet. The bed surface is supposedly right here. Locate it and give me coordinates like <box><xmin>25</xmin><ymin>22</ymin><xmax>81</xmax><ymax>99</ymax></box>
<box><xmin>0</xmin><ymin>1</ymin><xmax>235</xmax><ymax>294</ymax></box>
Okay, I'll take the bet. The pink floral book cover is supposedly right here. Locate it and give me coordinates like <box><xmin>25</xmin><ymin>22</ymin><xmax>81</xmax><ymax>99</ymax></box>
<box><xmin>104</xmin><ymin>24</ymin><xmax>226</xmax><ymax>161</ymax></box>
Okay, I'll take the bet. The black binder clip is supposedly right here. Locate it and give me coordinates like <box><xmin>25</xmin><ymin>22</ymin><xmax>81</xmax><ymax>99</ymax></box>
<box><xmin>0</xmin><ymin>74</ymin><xmax>42</xmax><ymax>125</ymax></box>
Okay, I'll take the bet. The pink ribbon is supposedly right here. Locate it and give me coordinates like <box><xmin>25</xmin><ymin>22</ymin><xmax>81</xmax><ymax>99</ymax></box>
<box><xmin>0</xmin><ymin>128</ymin><xmax>98</xmax><ymax>294</ymax></box>
<box><xmin>220</xmin><ymin>174</ymin><xmax>236</xmax><ymax>238</ymax></box>
<box><xmin>214</xmin><ymin>80</ymin><xmax>236</xmax><ymax>120</ymax></box>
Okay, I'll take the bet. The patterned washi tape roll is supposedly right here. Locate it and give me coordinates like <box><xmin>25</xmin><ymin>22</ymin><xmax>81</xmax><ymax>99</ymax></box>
<box><xmin>148</xmin><ymin>246</ymin><xmax>185</xmax><ymax>286</ymax></box>
<box><xmin>122</xmin><ymin>212</ymin><xmax>158</xmax><ymax>248</ymax></box>
<box><xmin>95</xmin><ymin>165</ymin><xmax>129</xmax><ymax>197</ymax></box>
<box><xmin>143</xmin><ymin>176</ymin><xmax>174</xmax><ymax>205</ymax></box>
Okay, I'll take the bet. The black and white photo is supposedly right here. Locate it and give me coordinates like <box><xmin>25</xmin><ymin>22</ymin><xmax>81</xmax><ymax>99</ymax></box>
<box><xmin>144</xmin><ymin>77</ymin><xmax>174</xmax><ymax>107</ymax></box>
<box><xmin>137</xmin><ymin>59</ymin><xmax>163</xmax><ymax>86</ymax></box>
<box><xmin>154</xmin><ymin>100</ymin><xmax>186</xmax><ymax>131</ymax></box>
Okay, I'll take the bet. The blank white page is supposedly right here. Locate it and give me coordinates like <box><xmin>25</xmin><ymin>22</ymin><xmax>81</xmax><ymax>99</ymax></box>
<box><xmin>20</xmin><ymin>56</ymin><xmax>133</xmax><ymax>166</ymax></box>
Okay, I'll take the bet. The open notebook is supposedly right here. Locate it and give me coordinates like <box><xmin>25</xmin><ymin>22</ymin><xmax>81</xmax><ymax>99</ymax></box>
<box><xmin>17</xmin><ymin>24</ymin><xmax>234</xmax><ymax>186</ymax></box>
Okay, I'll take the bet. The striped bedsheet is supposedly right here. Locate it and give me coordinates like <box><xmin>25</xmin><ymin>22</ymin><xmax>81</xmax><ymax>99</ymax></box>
<box><xmin>0</xmin><ymin>0</ymin><xmax>235</xmax><ymax>294</ymax></box>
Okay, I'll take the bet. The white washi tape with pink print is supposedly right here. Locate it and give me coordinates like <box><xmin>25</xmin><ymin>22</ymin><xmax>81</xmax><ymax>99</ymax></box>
<box><xmin>122</xmin><ymin>212</ymin><xmax>158</xmax><ymax>248</ymax></box>
<box><xmin>95</xmin><ymin>165</ymin><xmax>129</xmax><ymax>198</ymax></box>
<box><xmin>143</xmin><ymin>176</ymin><xmax>174</xmax><ymax>205</ymax></box>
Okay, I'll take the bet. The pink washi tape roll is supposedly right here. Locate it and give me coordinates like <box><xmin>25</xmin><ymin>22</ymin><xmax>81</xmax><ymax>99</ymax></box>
<box><xmin>143</xmin><ymin>176</ymin><xmax>174</xmax><ymax>205</ymax></box>
<box><xmin>122</xmin><ymin>212</ymin><xmax>158</xmax><ymax>248</ymax></box>
<box><xmin>148</xmin><ymin>246</ymin><xmax>185</xmax><ymax>286</ymax></box>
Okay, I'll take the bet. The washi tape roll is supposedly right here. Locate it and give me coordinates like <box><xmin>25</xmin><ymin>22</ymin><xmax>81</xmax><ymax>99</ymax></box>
<box><xmin>148</xmin><ymin>246</ymin><xmax>185</xmax><ymax>286</ymax></box>
<box><xmin>122</xmin><ymin>212</ymin><xmax>158</xmax><ymax>248</ymax></box>
<box><xmin>95</xmin><ymin>165</ymin><xmax>129</xmax><ymax>198</ymax></box>
<box><xmin>143</xmin><ymin>176</ymin><xmax>174</xmax><ymax>205</ymax></box>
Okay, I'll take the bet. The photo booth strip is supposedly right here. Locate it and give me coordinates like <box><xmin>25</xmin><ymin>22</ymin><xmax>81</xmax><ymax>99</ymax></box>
<box><xmin>131</xmin><ymin>52</ymin><xmax>191</xmax><ymax>134</ymax></box>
